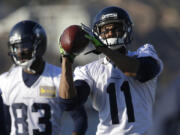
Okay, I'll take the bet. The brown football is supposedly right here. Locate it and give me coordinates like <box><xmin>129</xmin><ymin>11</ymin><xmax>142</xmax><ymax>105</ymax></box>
<box><xmin>59</xmin><ymin>25</ymin><xmax>89</xmax><ymax>54</ymax></box>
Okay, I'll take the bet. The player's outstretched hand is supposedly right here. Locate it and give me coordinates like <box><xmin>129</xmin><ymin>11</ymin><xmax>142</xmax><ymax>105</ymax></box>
<box><xmin>81</xmin><ymin>23</ymin><xmax>106</xmax><ymax>55</ymax></box>
<box><xmin>81</xmin><ymin>23</ymin><xmax>104</xmax><ymax>48</ymax></box>
<box><xmin>84</xmin><ymin>34</ymin><xmax>104</xmax><ymax>48</ymax></box>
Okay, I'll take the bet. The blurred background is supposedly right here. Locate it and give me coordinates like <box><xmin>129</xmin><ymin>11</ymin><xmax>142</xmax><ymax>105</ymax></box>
<box><xmin>0</xmin><ymin>0</ymin><xmax>180</xmax><ymax>135</ymax></box>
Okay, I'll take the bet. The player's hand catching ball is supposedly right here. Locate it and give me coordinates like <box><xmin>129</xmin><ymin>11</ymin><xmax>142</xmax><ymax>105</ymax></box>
<box><xmin>80</xmin><ymin>23</ymin><xmax>104</xmax><ymax>48</ymax></box>
<box><xmin>59</xmin><ymin>25</ymin><xmax>89</xmax><ymax>62</ymax></box>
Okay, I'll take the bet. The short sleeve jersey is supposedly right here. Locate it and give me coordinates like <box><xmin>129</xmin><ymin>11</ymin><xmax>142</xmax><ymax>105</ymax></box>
<box><xmin>0</xmin><ymin>63</ymin><xmax>63</xmax><ymax>135</ymax></box>
<box><xmin>73</xmin><ymin>44</ymin><xmax>163</xmax><ymax>135</ymax></box>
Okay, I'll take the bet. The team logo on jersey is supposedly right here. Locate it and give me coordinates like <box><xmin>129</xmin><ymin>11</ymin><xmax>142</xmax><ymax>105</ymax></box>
<box><xmin>39</xmin><ymin>86</ymin><xmax>56</xmax><ymax>98</ymax></box>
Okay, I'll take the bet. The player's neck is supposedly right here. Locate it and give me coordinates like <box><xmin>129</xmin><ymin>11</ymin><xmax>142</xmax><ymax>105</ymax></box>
<box><xmin>23</xmin><ymin>57</ymin><xmax>45</xmax><ymax>75</ymax></box>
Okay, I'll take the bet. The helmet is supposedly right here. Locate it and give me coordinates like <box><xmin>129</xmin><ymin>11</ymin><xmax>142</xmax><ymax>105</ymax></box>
<box><xmin>8</xmin><ymin>20</ymin><xmax>47</xmax><ymax>71</ymax></box>
<box><xmin>93</xmin><ymin>6</ymin><xmax>133</xmax><ymax>50</ymax></box>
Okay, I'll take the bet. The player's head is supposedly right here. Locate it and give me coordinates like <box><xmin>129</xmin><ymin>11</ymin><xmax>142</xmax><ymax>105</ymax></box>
<box><xmin>8</xmin><ymin>20</ymin><xmax>47</xmax><ymax>71</ymax></box>
<box><xmin>93</xmin><ymin>6</ymin><xmax>133</xmax><ymax>52</ymax></box>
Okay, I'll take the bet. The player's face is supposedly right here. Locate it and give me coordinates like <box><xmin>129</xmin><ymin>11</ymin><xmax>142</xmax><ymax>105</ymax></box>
<box><xmin>100</xmin><ymin>23</ymin><xmax>125</xmax><ymax>39</ymax></box>
<box><xmin>13</xmin><ymin>42</ymin><xmax>34</xmax><ymax>63</ymax></box>
<box><xmin>99</xmin><ymin>22</ymin><xmax>127</xmax><ymax>54</ymax></box>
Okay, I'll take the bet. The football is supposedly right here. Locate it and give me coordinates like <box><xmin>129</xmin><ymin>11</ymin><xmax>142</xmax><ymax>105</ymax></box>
<box><xmin>59</xmin><ymin>25</ymin><xmax>89</xmax><ymax>54</ymax></box>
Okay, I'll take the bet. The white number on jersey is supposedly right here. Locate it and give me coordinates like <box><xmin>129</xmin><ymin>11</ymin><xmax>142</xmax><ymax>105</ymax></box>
<box><xmin>12</xmin><ymin>103</ymin><xmax>52</xmax><ymax>135</ymax></box>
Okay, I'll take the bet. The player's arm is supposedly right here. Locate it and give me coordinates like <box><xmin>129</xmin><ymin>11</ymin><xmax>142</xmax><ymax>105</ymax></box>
<box><xmin>84</xmin><ymin>34</ymin><xmax>140</xmax><ymax>77</ymax></box>
<box><xmin>69</xmin><ymin>105</ymin><xmax>88</xmax><ymax>135</ymax></box>
<box><xmin>59</xmin><ymin>25</ymin><xmax>90</xmax><ymax>110</ymax></box>
<box><xmin>59</xmin><ymin>57</ymin><xmax>90</xmax><ymax>110</ymax></box>
<box><xmin>59</xmin><ymin>57</ymin><xmax>76</xmax><ymax>99</ymax></box>
<box><xmin>98</xmin><ymin>47</ymin><xmax>160</xmax><ymax>82</ymax></box>
<box><xmin>98</xmin><ymin>47</ymin><xmax>140</xmax><ymax>76</ymax></box>
<box><xmin>85</xmin><ymin>34</ymin><xmax>160</xmax><ymax>82</ymax></box>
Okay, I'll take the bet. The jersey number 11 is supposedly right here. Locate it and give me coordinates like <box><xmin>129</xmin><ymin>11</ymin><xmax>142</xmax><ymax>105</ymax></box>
<box><xmin>107</xmin><ymin>81</ymin><xmax>135</xmax><ymax>124</ymax></box>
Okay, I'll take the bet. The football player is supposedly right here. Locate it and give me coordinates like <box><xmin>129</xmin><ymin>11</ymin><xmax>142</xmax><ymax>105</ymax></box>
<box><xmin>0</xmin><ymin>20</ymin><xmax>87</xmax><ymax>135</ymax></box>
<box><xmin>59</xmin><ymin>6</ymin><xmax>163</xmax><ymax>135</ymax></box>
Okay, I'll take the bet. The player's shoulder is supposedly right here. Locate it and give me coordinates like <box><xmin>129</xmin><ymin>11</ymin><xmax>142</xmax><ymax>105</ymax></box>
<box><xmin>44</xmin><ymin>62</ymin><xmax>62</xmax><ymax>76</ymax></box>
<box><xmin>0</xmin><ymin>66</ymin><xmax>21</xmax><ymax>81</ymax></box>
<box><xmin>74</xmin><ymin>58</ymin><xmax>105</xmax><ymax>79</ymax></box>
<box><xmin>134</xmin><ymin>43</ymin><xmax>163</xmax><ymax>74</ymax></box>
<box><xmin>0</xmin><ymin>72</ymin><xmax>8</xmax><ymax>83</ymax></box>
<box><xmin>0</xmin><ymin>66</ymin><xmax>21</xmax><ymax>93</ymax></box>
<box><xmin>129</xmin><ymin>43</ymin><xmax>158</xmax><ymax>58</ymax></box>
<box><xmin>137</xmin><ymin>43</ymin><xmax>156</xmax><ymax>53</ymax></box>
